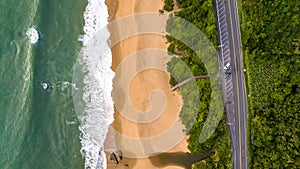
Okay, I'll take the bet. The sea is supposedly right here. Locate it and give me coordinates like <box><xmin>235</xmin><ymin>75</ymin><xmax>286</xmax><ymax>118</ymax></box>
<box><xmin>0</xmin><ymin>0</ymin><xmax>114</xmax><ymax>169</ymax></box>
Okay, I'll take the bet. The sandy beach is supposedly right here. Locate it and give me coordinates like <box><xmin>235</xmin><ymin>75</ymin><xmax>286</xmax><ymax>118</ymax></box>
<box><xmin>105</xmin><ymin>0</ymin><xmax>189</xmax><ymax>168</ymax></box>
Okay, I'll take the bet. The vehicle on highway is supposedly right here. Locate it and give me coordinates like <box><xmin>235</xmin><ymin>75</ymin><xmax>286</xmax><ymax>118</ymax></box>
<box><xmin>224</xmin><ymin>63</ymin><xmax>231</xmax><ymax>70</ymax></box>
<box><xmin>224</xmin><ymin>63</ymin><xmax>231</xmax><ymax>79</ymax></box>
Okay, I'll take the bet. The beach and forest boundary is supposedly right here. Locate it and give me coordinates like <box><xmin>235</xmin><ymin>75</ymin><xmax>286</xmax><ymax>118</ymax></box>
<box><xmin>105</xmin><ymin>0</ymin><xmax>232</xmax><ymax>168</ymax></box>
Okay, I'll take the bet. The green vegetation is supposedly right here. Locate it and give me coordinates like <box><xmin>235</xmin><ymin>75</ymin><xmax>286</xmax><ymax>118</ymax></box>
<box><xmin>163</xmin><ymin>0</ymin><xmax>174</xmax><ymax>11</ymax></box>
<box><xmin>241</xmin><ymin>0</ymin><xmax>300</xmax><ymax>168</ymax></box>
<box><xmin>164</xmin><ymin>0</ymin><xmax>231</xmax><ymax>168</ymax></box>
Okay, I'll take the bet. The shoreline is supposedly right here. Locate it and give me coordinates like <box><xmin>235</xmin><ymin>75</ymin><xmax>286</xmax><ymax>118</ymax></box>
<box><xmin>105</xmin><ymin>0</ymin><xmax>190</xmax><ymax>168</ymax></box>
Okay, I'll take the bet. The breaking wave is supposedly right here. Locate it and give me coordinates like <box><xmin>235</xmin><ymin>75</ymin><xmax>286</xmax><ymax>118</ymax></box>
<box><xmin>74</xmin><ymin>0</ymin><xmax>115</xmax><ymax>168</ymax></box>
<box><xmin>26</xmin><ymin>27</ymin><xmax>39</xmax><ymax>44</ymax></box>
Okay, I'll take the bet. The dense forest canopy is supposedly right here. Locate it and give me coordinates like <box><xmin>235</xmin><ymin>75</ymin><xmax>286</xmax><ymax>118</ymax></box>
<box><xmin>242</xmin><ymin>0</ymin><xmax>300</xmax><ymax>59</ymax></box>
<box><xmin>241</xmin><ymin>0</ymin><xmax>300</xmax><ymax>168</ymax></box>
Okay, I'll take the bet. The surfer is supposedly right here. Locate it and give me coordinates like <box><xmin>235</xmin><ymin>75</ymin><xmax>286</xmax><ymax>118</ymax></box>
<box><xmin>42</xmin><ymin>81</ymin><xmax>51</xmax><ymax>90</ymax></box>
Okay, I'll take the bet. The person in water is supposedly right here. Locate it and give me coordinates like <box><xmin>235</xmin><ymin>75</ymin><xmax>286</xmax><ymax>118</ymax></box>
<box><xmin>42</xmin><ymin>81</ymin><xmax>51</xmax><ymax>90</ymax></box>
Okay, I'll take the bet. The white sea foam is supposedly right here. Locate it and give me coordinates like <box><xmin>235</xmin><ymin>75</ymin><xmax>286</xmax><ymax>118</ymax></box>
<box><xmin>26</xmin><ymin>27</ymin><xmax>39</xmax><ymax>44</ymax></box>
<box><xmin>58</xmin><ymin>81</ymin><xmax>78</xmax><ymax>91</ymax></box>
<box><xmin>79</xmin><ymin>0</ymin><xmax>110</xmax><ymax>46</ymax></box>
<box><xmin>78</xmin><ymin>0</ymin><xmax>115</xmax><ymax>169</ymax></box>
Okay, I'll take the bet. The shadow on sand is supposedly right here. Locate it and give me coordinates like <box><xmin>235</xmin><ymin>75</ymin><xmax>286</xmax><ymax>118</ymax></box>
<box><xmin>149</xmin><ymin>150</ymin><xmax>213</xmax><ymax>169</ymax></box>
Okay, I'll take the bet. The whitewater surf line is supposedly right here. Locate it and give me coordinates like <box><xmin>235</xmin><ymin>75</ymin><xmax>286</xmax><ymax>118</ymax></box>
<box><xmin>77</xmin><ymin>0</ymin><xmax>115</xmax><ymax>168</ymax></box>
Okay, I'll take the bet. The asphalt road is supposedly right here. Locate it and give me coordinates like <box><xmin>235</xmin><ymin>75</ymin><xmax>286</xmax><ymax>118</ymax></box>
<box><xmin>214</xmin><ymin>0</ymin><xmax>248</xmax><ymax>168</ymax></box>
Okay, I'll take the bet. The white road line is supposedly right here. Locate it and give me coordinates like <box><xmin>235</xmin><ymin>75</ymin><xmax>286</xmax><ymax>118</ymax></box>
<box><xmin>220</xmin><ymin>23</ymin><xmax>227</xmax><ymax>30</ymax></box>
<box><xmin>221</xmin><ymin>31</ymin><xmax>228</xmax><ymax>37</ymax></box>
<box><xmin>218</xmin><ymin>14</ymin><xmax>226</xmax><ymax>21</ymax></box>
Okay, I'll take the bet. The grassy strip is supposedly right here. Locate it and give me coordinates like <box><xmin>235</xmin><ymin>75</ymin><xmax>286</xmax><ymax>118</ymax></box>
<box><xmin>236</xmin><ymin>0</ymin><xmax>243</xmax><ymax>24</ymax></box>
<box><xmin>243</xmin><ymin>50</ymin><xmax>254</xmax><ymax>169</ymax></box>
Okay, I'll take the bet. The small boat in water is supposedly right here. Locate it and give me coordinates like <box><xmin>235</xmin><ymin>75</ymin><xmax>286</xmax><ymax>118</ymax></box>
<box><xmin>42</xmin><ymin>81</ymin><xmax>51</xmax><ymax>90</ymax></box>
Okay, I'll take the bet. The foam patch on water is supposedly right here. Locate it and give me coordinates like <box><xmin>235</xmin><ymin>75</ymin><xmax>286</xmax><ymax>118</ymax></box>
<box><xmin>26</xmin><ymin>27</ymin><xmax>39</xmax><ymax>44</ymax></box>
<box><xmin>79</xmin><ymin>0</ymin><xmax>110</xmax><ymax>46</ymax></box>
<box><xmin>78</xmin><ymin>0</ymin><xmax>114</xmax><ymax>169</ymax></box>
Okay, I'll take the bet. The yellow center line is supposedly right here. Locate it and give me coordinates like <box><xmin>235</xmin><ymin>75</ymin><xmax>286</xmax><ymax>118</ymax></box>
<box><xmin>227</xmin><ymin>0</ymin><xmax>243</xmax><ymax>168</ymax></box>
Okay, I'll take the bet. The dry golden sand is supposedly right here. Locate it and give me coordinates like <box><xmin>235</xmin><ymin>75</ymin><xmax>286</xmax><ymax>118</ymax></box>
<box><xmin>105</xmin><ymin>0</ymin><xmax>189</xmax><ymax>168</ymax></box>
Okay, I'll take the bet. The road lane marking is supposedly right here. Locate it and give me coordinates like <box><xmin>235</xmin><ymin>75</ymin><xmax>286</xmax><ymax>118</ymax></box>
<box><xmin>228</xmin><ymin>0</ymin><xmax>243</xmax><ymax>168</ymax></box>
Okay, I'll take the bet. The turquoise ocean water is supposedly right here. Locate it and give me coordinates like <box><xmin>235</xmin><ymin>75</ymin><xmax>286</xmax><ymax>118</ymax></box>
<box><xmin>0</xmin><ymin>0</ymin><xmax>90</xmax><ymax>168</ymax></box>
